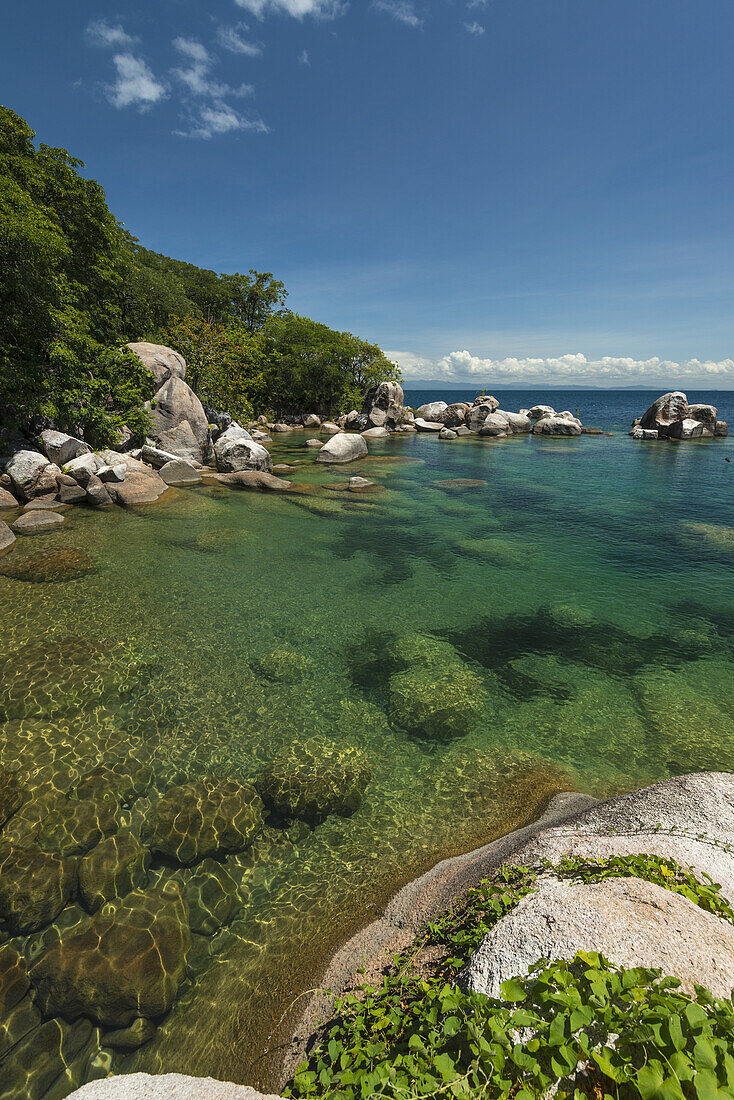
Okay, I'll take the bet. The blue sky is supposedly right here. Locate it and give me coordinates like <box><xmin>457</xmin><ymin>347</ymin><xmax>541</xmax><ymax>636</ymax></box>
<box><xmin>3</xmin><ymin>0</ymin><xmax>734</xmax><ymax>385</ymax></box>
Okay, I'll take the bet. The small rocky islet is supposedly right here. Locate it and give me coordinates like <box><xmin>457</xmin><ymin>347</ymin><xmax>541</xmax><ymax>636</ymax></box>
<box><xmin>0</xmin><ymin>346</ymin><xmax>733</xmax><ymax>1100</ymax></box>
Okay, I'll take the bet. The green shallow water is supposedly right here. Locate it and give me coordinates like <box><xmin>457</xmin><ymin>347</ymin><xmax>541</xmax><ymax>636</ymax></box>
<box><xmin>1</xmin><ymin>423</ymin><xmax>734</xmax><ymax>1098</ymax></box>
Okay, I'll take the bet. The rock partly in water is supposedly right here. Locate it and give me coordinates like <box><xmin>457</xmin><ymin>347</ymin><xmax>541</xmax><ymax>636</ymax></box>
<box><xmin>159</xmin><ymin>459</ymin><xmax>202</xmax><ymax>486</ymax></box>
<box><xmin>388</xmin><ymin>662</ymin><xmax>486</xmax><ymax>742</ymax></box>
<box><xmin>256</xmin><ymin>741</ymin><xmax>372</xmax><ymax>823</ymax></box>
<box><xmin>150</xmin><ymin>378</ymin><xmax>209</xmax><ymax>461</ymax></box>
<box><xmin>414</xmin><ymin>401</ymin><xmax>448</xmax><ymax>423</ymax></box>
<box><xmin>639</xmin><ymin>391</ymin><xmax>689</xmax><ymax>434</ymax></box>
<box><xmin>85</xmin><ymin>475</ymin><xmax>113</xmax><ymax>507</ymax></box>
<box><xmin>213</xmin><ymin>471</ymin><xmax>293</xmax><ymax>492</ymax></box>
<box><xmin>0</xmin><ymin>487</ymin><xmax>19</xmax><ymax>508</ymax></box>
<box><xmin>149</xmin><ymin>777</ymin><xmax>264</xmax><ymax>865</ymax></box>
<box><xmin>668</xmin><ymin>418</ymin><xmax>704</xmax><ymax>440</ymax></box>
<box><xmin>316</xmin><ymin>433</ymin><xmax>368</xmax><ymax>463</ymax></box>
<box><xmin>106</xmin><ymin>469</ymin><xmax>168</xmax><ymax>506</ymax></box>
<box><xmin>6</xmin><ymin>450</ymin><xmax>49</xmax><ymax>500</ymax></box>
<box><xmin>30</xmin><ymin>883</ymin><xmax>190</xmax><ymax>1026</ymax></box>
<box><xmin>532</xmin><ymin>416</ymin><xmax>582</xmax><ymax>437</ymax></box>
<box><xmin>477</xmin><ymin>414</ymin><xmax>510</xmax><ymax>438</ymax></box>
<box><xmin>414</xmin><ymin>418</ymin><xmax>443</xmax><ymax>433</ymax></box>
<box><xmin>156</xmin><ymin>420</ymin><xmax>204</xmax><ymax>463</ymax></box>
<box><xmin>214</xmin><ymin>425</ymin><xmax>272</xmax><ymax>473</ymax></box>
<box><xmin>12</xmin><ymin>510</ymin><xmax>65</xmax><ymax>534</ymax></box>
<box><xmin>0</xmin><ymin>519</ymin><xmax>16</xmax><ymax>556</ymax></box>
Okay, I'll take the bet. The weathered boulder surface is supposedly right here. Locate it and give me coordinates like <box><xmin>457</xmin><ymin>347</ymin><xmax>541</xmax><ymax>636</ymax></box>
<box><xmin>12</xmin><ymin>510</ymin><xmax>65</xmax><ymax>534</ymax></box>
<box><xmin>64</xmin><ymin>452</ymin><xmax>104</xmax><ymax>485</ymax></box>
<box><xmin>213</xmin><ymin>471</ymin><xmax>293</xmax><ymax>492</ymax></box>
<box><xmin>461</xmin><ymin>875</ymin><xmax>734</xmax><ymax>1000</ymax></box>
<box><xmin>414</xmin><ymin>418</ymin><xmax>444</xmax><ymax>433</ymax></box>
<box><xmin>316</xmin><ymin>433</ymin><xmax>368</xmax><ymax>463</ymax></box>
<box><xmin>477</xmin><ymin>414</ymin><xmax>510</xmax><ymax>438</ymax></box>
<box><xmin>715</xmin><ymin>420</ymin><xmax>728</xmax><ymax>437</ymax></box>
<box><xmin>472</xmin><ymin>394</ymin><xmax>499</xmax><ymax>411</ymax></box>
<box><xmin>668</xmin><ymin>417</ymin><xmax>703</xmax><ymax>440</ymax></box>
<box><xmin>415</xmin><ymin>400</ymin><xmax>448</xmax><ymax>423</ymax></box>
<box><xmin>362</xmin><ymin>381</ymin><xmax>405</xmax><ymax>429</ymax></box>
<box><xmin>85</xmin><ymin>475</ymin><xmax>112</xmax><ymax>507</ymax></box>
<box><xmin>302</xmin><ymin>413</ymin><xmax>321</xmax><ymax>428</ymax></box>
<box><xmin>159</xmin><ymin>459</ymin><xmax>202</xmax><ymax>486</ymax></box>
<box><xmin>149</xmin><ymin>777</ymin><xmax>264</xmax><ymax>865</ymax></box>
<box><xmin>67</xmin><ymin>1074</ymin><xmax>284</xmax><ymax>1100</ymax></box>
<box><xmin>466</xmin><ymin>404</ymin><xmax>498</xmax><ymax>432</ymax></box>
<box><xmin>6</xmin><ymin>450</ymin><xmax>48</xmax><ymax>500</ymax></box>
<box><xmin>640</xmin><ymin>391</ymin><xmax>689</xmax><ymax>434</ymax></box>
<box><xmin>40</xmin><ymin>431</ymin><xmax>90</xmax><ymax>466</ymax></box>
<box><xmin>361</xmin><ymin>426</ymin><xmax>389</xmax><ymax>438</ymax></box>
<box><xmin>532</xmin><ymin>416</ymin><xmax>582</xmax><ymax>437</ymax></box>
<box><xmin>0</xmin><ymin>487</ymin><xmax>19</xmax><ymax>508</ymax></box>
<box><xmin>496</xmin><ymin>411</ymin><xmax>532</xmax><ymax>434</ymax></box>
<box><xmin>527</xmin><ymin>405</ymin><xmax>555</xmax><ymax>421</ymax></box>
<box><xmin>150</xmin><ymin>377</ymin><xmax>208</xmax><ymax>460</ymax></box>
<box><xmin>687</xmin><ymin>403</ymin><xmax>718</xmax><ymax>434</ymax></box>
<box><xmin>443</xmin><ymin>402</ymin><xmax>470</xmax><ymax>428</ymax></box>
<box><xmin>439</xmin><ymin>428</ymin><xmax>457</xmax><ymax>440</ymax></box>
<box><xmin>182</xmin><ymin>858</ymin><xmax>240</xmax><ymax>935</ymax></box>
<box><xmin>30</xmin><ymin>883</ymin><xmax>190</xmax><ymax>1026</ymax></box>
<box><xmin>214</xmin><ymin>425</ymin><xmax>272</xmax><ymax>473</ymax></box>
<box><xmin>157</xmin><ymin>420</ymin><xmax>206</xmax><ymax>462</ymax></box>
<box><xmin>106</xmin><ymin>469</ymin><xmax>168</xmax><ymax>506</ymax></box>
<box><xmin>126</xmin><ymin>342</ymin><xmax>187</xmax><ymax>387</ymax></box>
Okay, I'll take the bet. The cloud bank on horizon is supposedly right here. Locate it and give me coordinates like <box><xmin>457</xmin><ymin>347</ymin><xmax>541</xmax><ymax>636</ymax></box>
<box><xmin>390</xmin><ymin>349</ymin><xmax>734</xmax><ymax>388</ymax></box>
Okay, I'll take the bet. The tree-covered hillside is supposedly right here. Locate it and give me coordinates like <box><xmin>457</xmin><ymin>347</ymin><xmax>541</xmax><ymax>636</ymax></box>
<box><xmin>0</xmin><ymin>106</ymin><xmax>400</xmax><ymax>445</ymax></box>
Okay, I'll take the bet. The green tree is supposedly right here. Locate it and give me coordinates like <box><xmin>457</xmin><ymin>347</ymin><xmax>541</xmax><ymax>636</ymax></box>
<box><xmin>221</xmin><ymin>270</ymin><xmax>288</xmax><ymax>333</ymax></box>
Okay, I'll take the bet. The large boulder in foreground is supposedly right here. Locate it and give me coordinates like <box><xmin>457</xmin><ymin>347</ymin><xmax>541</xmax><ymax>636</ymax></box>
<box><xmin>6</xmin><ymin>450</ymin><xmax>48</xmax><ymax>500</ymax></box>
<box><xmin>461</xmin><ymin>874</ymin><xmax>734</xmax><ymax>1000</ymax></box>
<box><xmin>362</xmin><ymin>381</ymin><xmax>404</xmax><ymax>429</ymax></box>
<box><xmin>150</xmin><ymin>377</ymin><xmax>208</xmax><ymax>460</ymax></box>
<box><xmin>316</xmin><ymin>433</ymin><xmax>368</xmax><ymax>463</ymax></box>
<box><xmin>40</xmin><ymin>430</ymin><xmax>90</xmax><ymax>466</ymax></box>
<box><xmin>0</xmin><ymin>843</ymin><xmax>76</xmax><ymax>933</ymax></box>
<box><xmin>30</xmin><ymin>883</ymin><xmax>190</xmax><ymax>1026</ymax></box>
<box><xmin>214</xmin><ymin>425</ymin><xmax>272</xmax><ymax>473</ymax></box>
<box><xmin>415</xmin><ymin>400</ymin><xmax>448</xmax><ymax>423</ymax></box>
<box><xmin>639</xmin><ymin>391</ymin><xmax>688</xmax><ymax>434</ymax></box>
<box><xmin>126</xmin><ymin>342</ymin><xmax>186</xmax><ymax>387</ymax></box>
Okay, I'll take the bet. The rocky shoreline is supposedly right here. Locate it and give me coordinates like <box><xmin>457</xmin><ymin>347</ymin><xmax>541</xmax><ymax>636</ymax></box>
<box><xmin>63</xmin><ymin>771</ymin><xmax>734</xmax><ymax>1100</ymax></box>
<box><xmin>1</xmin><ymin>342</ymin><xmax>729</xmax><ymax>564</ymax></box>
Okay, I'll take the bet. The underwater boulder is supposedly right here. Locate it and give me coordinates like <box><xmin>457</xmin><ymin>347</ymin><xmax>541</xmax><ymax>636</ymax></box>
<box><xmin>256</xmin><ymin>741</ymin><xmax>371</xmax><ymax>823</ymax></box>
<box><xmin>388</xmin><ymin>662</ymin><xmax>486</xmax><ymax>741</ymax></box>
<box><xmin>0</xmin><ymin>843</ymin><xmax>77</xmax><ymax>933</ymax></box>
<box><xmin>251</xmin><ymin>645</ymin><xmax>313</xmax><ymax>683</ymax></box>
<box><xmin>34</xmin><ymin>795</ymin><xmax>118</xmax><ymax>857</ymax></box>
<box><xmin>30</xmin><ymin>882</ymin><xmax>190</xmax><ymax>1027</ymax></box>
<box><xmin>0</xmin><ymin>765</ymin><xmax>26</xmax><ymax>827</ymax></box>
<box><xmin>149</xmin><ymin>776</ymin><xmax>264</xmax><ymax>865</ymax></box>
<box><xmin>181</xmin><ymin>858</ymin><xmax>240</xmax><ymax>935</ymax></box>
<box><xmin>79</xmin><ymin>833</ymin><xmax>151</xmax><ymax>914</ymax></box>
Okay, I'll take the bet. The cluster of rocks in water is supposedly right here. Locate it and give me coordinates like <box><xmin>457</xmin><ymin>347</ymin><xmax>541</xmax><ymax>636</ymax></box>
<box><xmin>0</xmin><ymin>716</ymin><xmax>373</xmax><ymax>1097</ymax></box>
<box><xmin>630</xmin><ymin>390</ymin><xmax>728</xmax><ymax>441</ymax></box>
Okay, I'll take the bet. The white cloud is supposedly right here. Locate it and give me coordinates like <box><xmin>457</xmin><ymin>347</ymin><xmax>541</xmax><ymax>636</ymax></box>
<box><xmin>216</xmin><ymin>24</ymin><xmax>263</xmax><ymax>56</ymax></box>
<box><xmin>106</xmin><ymin>53</ymin><xmax>167</xmax><ymax>110</ymax></box>
<box><xmin>235</xmin><ymin>0</ymin><xmax>343</xmax><ymax>18</ymax></box>
<box><xmin>464</xmin><ymin>20</ymin><xmax>485</xmax><ymax>35</ymax></box>
<box><xmin>372</xmin><ymin>0</ymin><xmax>422</xmax><ymax>27</ymax></box>
<box><xmin>299</xmin><ymin>49</ymin><xmax>311</xmax><ymax>65</ymax></box>
<box><xmin>172</xmin><ymin>37</ymin><xmax>253</xmax><ymax>100</ymax></box>
<box><xmin>177</xmin><ymin>103</ymin><xmax>269</xmax><ymax>139</ymax></box>
<box><xmin>389</xmin><ymin>349</ymin><xmax>734</xmax><ymax>386</ymax></box>
<box><xmin>86</xmin><ymin>19</ymin><xmax>136</xmax><ymax>48</ymax></box>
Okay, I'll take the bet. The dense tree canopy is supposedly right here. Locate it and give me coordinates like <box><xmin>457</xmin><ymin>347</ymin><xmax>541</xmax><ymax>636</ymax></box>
<box><xmin>0</xmin><ymin>106</ymin><xmax>401</xmax><ymax>444</ymax></box>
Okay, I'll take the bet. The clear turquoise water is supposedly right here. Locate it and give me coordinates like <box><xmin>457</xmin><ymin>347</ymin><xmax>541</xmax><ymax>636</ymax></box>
<box><xmin>1</xmin><ymin>389</ymin><xmax>733</xmax><ymax>1097</ymax></box>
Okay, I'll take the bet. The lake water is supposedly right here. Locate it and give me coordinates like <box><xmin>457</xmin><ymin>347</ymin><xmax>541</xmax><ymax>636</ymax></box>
<box><xmin>1</xmin><ymin>388</ymin><xmax>733</xmax><ymax>1099</ymax></box>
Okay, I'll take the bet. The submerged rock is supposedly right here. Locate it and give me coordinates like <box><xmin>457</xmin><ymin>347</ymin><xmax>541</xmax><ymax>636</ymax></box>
<box><xmin>256</xmin><ymin>741</ymin><xmax>371</xmax><ymax>823</ymax></box>
<box><xmin>0</xmin><ymin>518</ymin><xmax>15</xmax><ymax>556</ymax></box>
<box><xmin>0</xmin><ymin>765</ymin><xmax>26</xmax><ymax>826</ymax></box>
<box><xmin>30</xmin><ymin>883</ymin><xmax>190</xmax><ymax>1026</ymax></box>
<box><xmin>251</xmin><ymin>645</ymin><xmax>313</xmax><ymax>683</ymax></box>
<box><xmin>79</xmin><ymin>833</ymin><xmax>151</xmax><ymax>913</ymax></box>
<box><xmin>0</xmin><ymin>1015</ymin><xmax>98</xmax><ymax>1100</ymax></box>
<box><xmin>0</xmin><ymin>546</ymin><xmax>94</xmax><ymax>582</ymax></box>
<box><xmin>149</xmin><ymin>777</ymin><xmax>264</xmax><ymax>865</ymax></box>
<box><xmin>316</xmin><ymin>433</ymin><xmax>368</xmax><ymax>463</ymax></box>
<box><xmin>388</xmin><ymin>662</ymin><xmax>486</xmax><ymax>741</ymax></box>
<box><xmin>0</xmin><ymin>843</ymin><xmax>76</xmax><ymax>933</ymax></box>
<box><xmin>103</xmin><ymin>1016</ymin><xmax>157</xmax><ymax>1051</ymax></box>
<box><xmin>12</xmin><ymin>509</ymin><xmax>65</xmax><ymax>534</ymax></box>
<box><xmin>182</xmin><ymin>858</ymin><xmax>240</xmax><ymax>935</ymax></box>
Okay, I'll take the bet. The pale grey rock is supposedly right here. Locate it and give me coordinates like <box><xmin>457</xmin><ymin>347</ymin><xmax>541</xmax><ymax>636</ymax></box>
<box><xmin>272</xmin><ymin>423</ymin><xmax>293</xmax><ymax>433</ymax></box>
<box><xmin>456</xmin><ymin>425</ymin><xmax>472</xmax><ymax>436</ymax></box>
<box><xmin>156</xmin><ymin>421</ymin><xmax>203</xmax><ymax>463</ymax></box>
<box><xmin>317</xmin><ymin>433</ymin><xmax>368</xmax><ymax>463</ymax></box>
<box><xmin>362</xmin><ymin>381</ymin><xmax>405</xmax><ymax>428</ymax></box>
<box><xmin>64</xmin><ymin>452</ymin><xmax>104</xmax><ymax>486</ymax></box>
<box><xmin>640</xmin><ymin>391</ymin><xmax>688</xmax><ymax>434</ymax></box>
<box><xmin>106</xmin><ymin>470</ymin><xmax>168</xmax><ymax>506</ymax></box>
<box><xmin>214</xmin><ymin>425</ymin><xmax>272</xmax><ymax>474</ymax></box>
<box><xmin>527</xmin><ymin>405</ymin><xmax>555</xmax><ymax>421</ymax></box>
<box><xmin>0</xmin><ymin>520</ymin><xmax>15</xmax><ymax>555</ymax></box>
<box><xmin>715</xmin><ymin>421</ymin><xmax>728</xmax><ymax>437</ymax></box>
<box><xmin>361</xmin><ymin>426</ymin><xmax>390</xmax><ymax>438</ymax></box>
<box><xmin>478</xmin><ymin>414</ymin><xmax>510</xmax><ymax>437</ymax></box>
<box><xmin>532</xmin><ymin>416</ymin><xmax>582</xmax><ymax>437</ymax></box>
<box><xmin>12</xmin><ymin>510</ymin><xmax>65</xmax><ymax>534</ymax></box>
<box><xmin>150</xmin><ymin>378</ymin><xmax>208</xmax><ymax>460</ymax></box>
<box><xmin>97</xmin><ymin>464</ymin><xmax>126</xmax><ymax>483</ymax></box>
<box><xmin>126</xmin><ymin>342</ymin><xmax>187</xmax><ymax>387</ymax></box>
<box><xmin>414</xmin><ymin>417</ymin><xmax>443</xmax><ymax>433</ymax></box>
<box><xmin>321</xmin><ymin>421</ymin><xmax>342</xmax><ymax>435</ymax></box>
<box><xmin>0</xmin><ymin>487</ymin><xmax>19</xmax><ymax>508</ymax></box>
<box><xmin>306</xmin><ymin>439</ymin><xmax>324</xmax><ymax>448</ymax></box>
<box><xmin>465</xmin><ymin>404</ymin><xmax>495</xmax><ymax>432</ymax></box>
<box><xmin>159</xmin><ymin>460</ymin><xmax>202</xmax><ymax>486</ymax></box>
<box><xmin>632</xmin><ymin>428</ymin><xmax>659</xmax><ymax>440</ymax></box>
<box><xmin>34</xmin><ymin>462</ymin><xmax>62</xmax><ymax>496</ymax></box>
<box><xmin>472</xmin><ymin>394</ymin><xmax>499</xmax><ymax>411</ymax></box>
<box><xmin>302</xmin><ymin>413</ymin><xmax>321</xmax><ymax>428</ymax></box>
<box><xmin>415</xmin><ymin>400</ymin><xmax>448</xmax><ymax>423</ymax></box>
<box><xmin>40</xmin><ymin>430</ymin><xmax>90</xmax><ymax>466</ymax></box>
<box><xmin>142</xmin><ymin>445</ymin><xmax>182</xmax><ymax>469</ymax></box>
<box><xmin>6</xmin><ymin>450</ymin><xmax>48</xmax><ymax>500</ymax></box>
<box><xmin>67</xmin><ymin>1073</ymin><xmax>283</xmax><ymax>1100</ymax></box>
<box><xmin>496</xmin><ymin>412</ymin><xmax>532</xmax><ymax>433</ymax></box>
<box><xmin>439</xmin><ymin>428</ymin><xmax>457</xmax><ymax>440</ymax></box>
<box><xmin>668</xmin><ymin>417</ymin><xmax>704</xmax><ymax>440</ymax></box>
<box><xmin>349</xmin><ymin>476</ymin><xmax>375</xmax><ymax>489</ymax></box>
<box><xmin>461</xmin><ymin>875</ymin><xmax>734</xmax><ymax>1000</ymax></box>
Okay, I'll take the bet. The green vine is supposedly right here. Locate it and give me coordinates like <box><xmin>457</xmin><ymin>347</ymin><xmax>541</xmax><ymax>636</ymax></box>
<box><xmin>287</xmin><ymin>854</ymin><xmax>734</xmax><ymax>1100</ymax></box>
